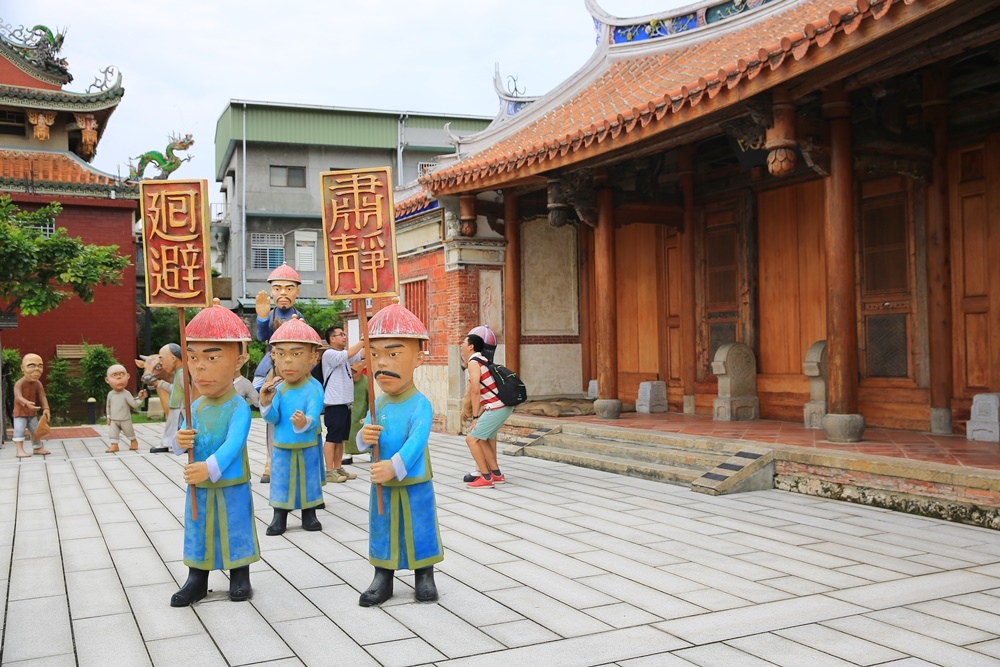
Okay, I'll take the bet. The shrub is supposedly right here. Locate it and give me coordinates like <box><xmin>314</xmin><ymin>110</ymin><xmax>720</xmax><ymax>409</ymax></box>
<box><xmin>44</xmin><ymin>356</ymin><xmax>72</xmax><ymax>421</ymax></box>
<box><xmin>2</xmin><ymin>347</ymin><xmax>21</xmax><ymax>382</ymax></box>
<box><xmin>78</xmin><ymin>343</ymin><xmax>119</xmax><ymax>401</ymax></box>
<box><xmin>296</xmin><ymin>299</ymin><xmax>346</xmax><ymax>340</ymax></box>
<box><xmin>247</xmin><ymin>340</ymin><xmax>266</xmax><ymax>377</ymax></box>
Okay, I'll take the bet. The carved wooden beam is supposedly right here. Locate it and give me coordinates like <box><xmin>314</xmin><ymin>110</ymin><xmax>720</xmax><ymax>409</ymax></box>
<box><xmin>614</xmin><ymin>201</ymin><xmax>683</xmax><ymax>228</ymax></box>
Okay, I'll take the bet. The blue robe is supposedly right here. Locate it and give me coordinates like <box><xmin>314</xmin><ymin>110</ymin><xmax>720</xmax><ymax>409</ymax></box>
<box><xmin>361</xmin><ymin>385</ymin><xmax>444</xmax><ymax>571</ymax></box>
<box><xmin>262</xmin><ymin>377</ymin><xmax>325</xmax><ymax>510</ymax></box>
<box><xmin>177</xmin><ymin>389</ymin><xmax>260</xmax><ymax>571</ymax></box>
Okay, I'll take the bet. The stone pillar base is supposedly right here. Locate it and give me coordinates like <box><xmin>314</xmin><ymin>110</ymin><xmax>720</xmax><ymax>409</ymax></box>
<box><xmin>929</xmin><ymin>407</ymin><xmax>952</xmax><ymax>436</ymax></box>
<box><xmin>146</xmin><ymin>397</ymin><xmax>165</xmax><ymax>420</ymax></box>
<box><xmin>594</xmin><ymin>399</ymin><xmax>622</xmax><ymax>420</ymax></box>
<box><xmin>822</xmin><ymin>413</ymin><xmax>865</xmax><ymax>443</ymax></box>
<box><xmin>587</xmin><ymin>380</ymin><xmax>598</xmax><ymax>400</ymax></box>
<box><xmin>713</xmin><ymin>397</ymin><xmax>759</xmax><ymax>421</ymax></box>
<box><xmin>637</xmin><ymin>381</ymin><xmax>667</xmax><ymax>413</ymax></box>
<box><xmin>683</xmin><ymin>395</ymin><xmax>695</xmax><ymax>414</ymax></box>
<box><xmin>803</xmin><ymin>401</ymin><xmax>826</xmax><ymax>429</ymax></box>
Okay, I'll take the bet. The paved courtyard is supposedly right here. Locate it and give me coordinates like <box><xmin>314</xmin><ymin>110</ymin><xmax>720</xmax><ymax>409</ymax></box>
<box><xmin>2</xmin><ymin>420</ymin><xmax>1000</xmax><ymax>666</ymax></box>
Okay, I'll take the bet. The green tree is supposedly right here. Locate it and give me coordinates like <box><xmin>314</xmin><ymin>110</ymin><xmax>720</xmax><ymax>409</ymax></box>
<box><xmin>78</xmin><ymin>344</ymin><xmax>119</xmax><ymax>401</ymax></box>
<box><xmin>0</xmin><ymin>196</ymin><xmax>130</xmax><ymax>316</ymax></box>
<box><xmin>43</xmin><ymin>357</ymin><xmax>72</xmax><ymax>420</ymax></box>
<box><xmin>146</xmin><ymin>307</ymin><xmax>197</xmax><ymax>353</ymax></box>
<box><xmin>2</xmin><ymin>347</ymin><xmax>21</xmax><ymax>383</ymax></box>
<box><xmin>296</xmin><ymin>299</ymin><xmax>346</xmax><ymax>339</ymax></box>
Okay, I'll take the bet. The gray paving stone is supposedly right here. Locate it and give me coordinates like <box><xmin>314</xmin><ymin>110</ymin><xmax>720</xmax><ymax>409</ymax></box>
<box><xmin>655</xmin><ymin>595</ymin><xmax>867</xmax><ymax>644</ymax></box>
<box><xmin>479</xmin><ymin>618</ymin><xmax>561</xmax><ymax>648</ymax></box>
<box><xmin>492</xmin><ymin>540</ymin><xmax>607</xmax><ymax>579</ymax></box>
<box><xmin>662</xmin><ymin>562</ymin><xmax>791</xmax><ymax>604</ymax></box>
<box><xmin>91</xmin><ymin>502</ymin><xmax>139</xmax><ymax>525</ymax></box>
<box><xmin>56</xmin><ymin>513</ymin><xmax>102</xmax><ymax>540</ymax></box>
<box><xmin>835</xmin><ymin>563</ymin><xmax>910</xmax><ymax>583</ymax></box>
<box><xmin>829</xmin><ymin>571</ymin><xmax>1000</xmax><ymax>610</ymax></box>
<box><xmin>737</xmin><ymin>550</ymin><xmax>872</xmax><ymax>589</ymax></box>
<box><xmin>133</xmin><ymin>506</ymin><xmax>183</xmax><ymax>532</ymax></box>
<box><xmin>810</xmin><ymin>541</ymin><xmax>943</xmax><ymax>576</ymax></box>
<box><xmin>583</xmin><ymin>601</ymin><xmax>663</xmax><ymax>628</ymax></box>
<box><xmin>113</xmin><ymin>546</ymin><xmax>175</xmax><ymax>588</ymax></box>
<box><xmin>260</xmin><ymin>544</ymin><xmax>343</xmax><ymax>589</ymax></box>
<box><xmin>437</xmin><ymin>550</ymin><xmax>521</xmax><ymax>592</ymax></box>
<box><xmin>868</xmin><ymin>607</ymin><xmax>995</xmax><ymax>645</ymax></box>
<box><xmin>74</xmin><ymin>612</ymin><xmax>152</xmax><ymax>667</ymax></box>
<box><xmin>125</xmin><ymin>582</ymin><xmax>207</xmax><ymax>642</ymax></box>
<box><xmin>2</xmin><ymin>654</ymin><xmax>78</xmax><ymax>666</ymax></box>
<box><xmin>432</xmin><ymin>572</ymin><xmax>524</xmax><ymax>627</ymax></box>
<box><xmin>578</xmin><ymin>573</ymin><xmax>708</xmax><ymax>620</ymax></box>
<box><xmin>363</xmin><ymin>637</ymin><xmax>445</xmax><ymax>667</ymax></box>
<box><xmin>573</xmin><ymin>550</ymin><xmax>707</xmax><ymax>595</ymax></box>
<box><xmin>101</xmin><ymin>521</ymin><xmax>152</xmax><ymax>550</ymax></box>
<box><xmin>571</xmin><ymin>531</ymin><xmax>682</xmax><ymax>566</ymax></box>
<box><xmin>8</xmin><ymin>555</ymin><xmax>65</xmax><ymax>600</ymax></box>
<box><xmin>672</xmin><ymin>586</ymin><xmax>756</xmax><ymax>612</ymax></box>
<box><xmin>282</xmin><ymin>528</ymin><xmax>361</xmax><ymax>564</ymax></box>
<box><xmin>248</xmin><ymin>569</ymin><xmax>325</xmax><ymax>624</ymax></box>
<box><xmin>62</xmin><ymin>536</ymin><xmax>114</xmax><ymax>572</ymax></box>
<box><xmin>67</xmin><ymin>567</ymin><xmax>129</xmax><ymax>619</ymax></box>
<box><xmin>968</xmin><ymin>639</ymin><xmax>1000</xmax><ymax>659</ymax></box>
<box><xmin>488</xmin><ymin>585</ymin><xmax>614</xmax><ymax>637</ymax></box>
<box><xmin>194</xmin><ymin>597</ymin><xmax>294</xmax><ymax>665</ymax></box>
<box><xmin>3</xmin><ymin>595</ymin><xmax>74</xmax><ymax>662</ymax></box>
<box><xmin>910</xmin><ymin>598</ymin><xmax>1000</xmax><ymax>634</ymax></box>
<box><xmin>823</xmin><ymin>615</ymin><xmax>1000</xmax><ymax>667</ymax></box>
<box><xmin>146</xmin><ymin>633</ymin><xmax>229</xmax><ymax>667</ymax></box>
<box><xmin>15</xmin><ymin>507</ymin><xmax>56</xmax><ymax>530</ymax></box>
<box><xmin>775</xmin><ymin>623</ymin><xmax>907</xmax><ymax>665</ymax></box>
<box><xmin>440</xmin><ymin>528</ymin><xmax>524</xmax><ymax>565</ymax></box>
<box><xmin>387</xmin><ymin>601</ymin><xmax>505</xmax><ymax>658</ymax></box>
<box><xmin>727</xmin><ymin>632</ymin><xmax>868</xmax><ymax>666</ymax></box>
<box><xmin>674</xmin><ymin>642</ymin><xmax>781</xmax><ymax>666</ymax></box>
<box><xmin>302</xmin><ymin>583</ymin><xmax>415</xmax><ymax>645</ymax></box>
<box><xmin>12</xmin><ymin>526</ymin><xmax>59</xmax><ymax>559</ymax></box>
<box><xmin>273</xmin><ymin>615</ymin><xmax>379</xmax><ymax>666</ymax></box>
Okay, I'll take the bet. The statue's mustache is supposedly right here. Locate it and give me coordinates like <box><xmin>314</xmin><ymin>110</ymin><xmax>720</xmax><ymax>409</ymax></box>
<box><xmin>374</xmin><ymin>370</ymin><xmax>401</xmax><ymax>380</ymax></box>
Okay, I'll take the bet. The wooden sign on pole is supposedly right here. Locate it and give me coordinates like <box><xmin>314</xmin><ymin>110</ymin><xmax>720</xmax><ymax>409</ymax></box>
<box><xmin>139</xmin><ymin>179</ymin><xmax>213</xmax><ymax>520</ymax></box>
<box><xmin>320</xmin><ymin>167</ymin><xmax>398</xmax><ymax>514</ymax></box>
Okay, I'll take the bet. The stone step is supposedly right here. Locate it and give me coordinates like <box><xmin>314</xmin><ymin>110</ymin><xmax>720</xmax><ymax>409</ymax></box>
<box><xmin>541</xmin><ymin>432</ymin><xmax>732</xmax><ymax>470</ymax></box>
<box><xmin>513</xmin><ymin>441</ymin><xmax>706</xmax><ymax>486</ymax></box>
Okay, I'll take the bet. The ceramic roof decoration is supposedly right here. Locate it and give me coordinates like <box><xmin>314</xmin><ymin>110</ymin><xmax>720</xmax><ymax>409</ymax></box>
<box><xmin>185</xmin><ymin>305</ymin><xmax>252</xmax><ymax>342</ymax></box>
<box><xmin>267</xmin><ymin>263</ymin><xmax>302</xmax><ymax>284</ymax></box>
<box><xmin>420</xmin><ymin>0</ymin><xmax>919</xmax><ymax>195</ymax></box>
<box><xmin>468</xmin><ymin>325</ymin><xmax>498</xmax><ymax>347</ymax></box>
<box><xmin>270</xmin><ymin>316</ymin><xmax>323</xmax><ymax>346</ymax></box>
<box><xmin>368</xmin><ymin>298</ymin><xmax>430</xmax><ymax>341</ymax></box>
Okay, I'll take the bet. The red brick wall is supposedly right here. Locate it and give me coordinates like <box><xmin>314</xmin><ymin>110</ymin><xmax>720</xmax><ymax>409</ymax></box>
<box><xmin>3</xmin><ymin>195</ymin><xmax>139</xmax><ymax>392</ymax></box>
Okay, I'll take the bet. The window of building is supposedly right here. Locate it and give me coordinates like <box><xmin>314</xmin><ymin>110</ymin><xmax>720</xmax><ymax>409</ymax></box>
<box><xmin>417</xmin><ymin>161</ymin><xmax>436</xmax><ymax>178</ymax></box>
<box><xmin>269</xmin><ymin>166</ymin><xmax>306</xmax><ymax>188</ymax></box>
<box><xmin>23</xmin><ymin>218</ymin><xmax>55</xmax><ymax>237</ymax></box>
<box><xmin>402</xmin><ymin>279</ymin><xmax>428</xmax><ymax>328</ymax></box>
<box><xmin>0</xmin><ymin>111</ymin><xmax>25</xmax><ymax>137</ymax></box>
<box><xmin>251</xmin><ymin>233</ymin><xmax>285</xmax><ymax>270</ymax></box>
<box><xmin>294</xmin><ymin>230</ymin><xmax>317</xmax><ymax>273</ymax></box>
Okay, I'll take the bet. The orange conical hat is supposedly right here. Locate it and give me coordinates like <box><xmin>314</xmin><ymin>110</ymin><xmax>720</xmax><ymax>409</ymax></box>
<box><xmin>270</xmin><ymin>316</ymin><xmax>323</xmax><ymax>345</ymax></box>
<box><xmin>267</xmin><ymin>263</ymin><xmax>301</xmax><ymax>283</ymax></box>
<box><xmin>185</xmin><ymin>305</ymin><xmax>252</xmax><ymax>342</ymax></box>
<box><xmin>368</xmin><ymin>299</ymin><xmax>429</xmax><ymax>341</ymax></box>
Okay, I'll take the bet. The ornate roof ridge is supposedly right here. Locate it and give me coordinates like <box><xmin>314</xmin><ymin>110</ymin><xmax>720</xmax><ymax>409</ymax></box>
<box><xmin>0</xmin><ymin>21</ymin><xmax>71</xmax><ymax>85</ymax></box>
<box><xmin>0</xmin><ymin>147</ymin><xmax>137</xmax><ymax>198</ymax></box>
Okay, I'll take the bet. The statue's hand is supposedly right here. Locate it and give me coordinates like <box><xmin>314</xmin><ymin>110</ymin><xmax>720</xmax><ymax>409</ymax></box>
<box><xmin>361</xmin><ymin>423</ymin><xmax>383</xmax><ymax>447</ymax></box>
<box><xmin>255</xmin><ymin>290</ymin><xmax>271</xmax><ymax>319</ymax></box>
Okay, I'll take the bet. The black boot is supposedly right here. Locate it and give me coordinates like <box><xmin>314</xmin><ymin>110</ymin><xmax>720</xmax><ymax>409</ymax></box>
<box><xmin>229</xmin><ymin>565</ymin><xmax>253</xmax><ymax>602</ymax></box>
<box><xmin>301</xmin><ymin>508</ymin><xmax>322</xmax><ymax>531</ymax></box>
<box><xmin>414</xmin><ymin>566</ymin><xmax>439</xmax><ymax>603</ymax></box>
<box><xmin>266</xmin><ymin>508</ymin><xmax>288</xmax><ymax>536</ymax></box>
<box><xmin>170</xmin><ymin>567</ymin><xmax>209</xmax><ymax>607</ymax></box>
<box><xmin>359</xmin><ymin>567</ymin><xmax>394</xmax><ymax>607</ymax></box>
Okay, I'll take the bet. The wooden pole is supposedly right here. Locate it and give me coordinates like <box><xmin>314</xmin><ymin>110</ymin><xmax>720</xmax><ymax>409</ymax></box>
<box><xmin>823</xmin><ymin>83</ymin><xmax>859</xmax><ymax>416</ymax></box>
<box><xmin>357</xmin><ymin>299</ymin><xmax>384</xmax><ymax>515</ymax></box>
<box><xmin>679</xmin><ymin>145</ymin><xmax>698</xmax><ymax>412</ymax></box>
<box><xmin>177</xmin><ymin>308</ymin><xmax>197</xmax><ymax>521</ymax></box>
<box><xmin>595</xmin><ymin>186</ymin><xmax>618</xmax><ymax>400</ymax></box>
<box><xmin>503</xmin><ymin>192</ymin><xmax>521</xmax><ymax>373</ymax></box>
<box><xmin>923</xmin><ymin>62</ymin><xmax>953</xmax><ymax>433</ymax></box>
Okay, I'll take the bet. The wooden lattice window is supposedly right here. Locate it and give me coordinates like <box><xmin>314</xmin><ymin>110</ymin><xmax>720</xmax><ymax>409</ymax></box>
<box><xmin>402</xmin><ymin>279</ymin><xmax>428</xmax><ymax>328</ymax></box>
<box><xmin>859</xmin><ymin>178</ymin><xmax>913</xmax><ymax>379</ymax></box>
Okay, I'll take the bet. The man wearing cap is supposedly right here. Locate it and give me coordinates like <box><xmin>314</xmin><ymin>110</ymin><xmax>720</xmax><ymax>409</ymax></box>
<box><xmin>260</xmin><ymin>317</ymin><xmax>326</xmax><ymax>535</ymax></box>
<box><xmin>170</xmin><ymin>306</ymin><xmax>259</xmax><ymax>607</ymax></box>
<box><xmin>254</xmin><ymin>263</ymin><xmax>305</xmax><ymax>482</ymax></box>
<box><xmin>357</xmin><ymin>301</ymin><xmax>443</xmax><ymax>607</ymax></box>
<box><xmin>461</xmin><ymin>326</ymin><xmax>511</xmax><ymax>488</ymax></box>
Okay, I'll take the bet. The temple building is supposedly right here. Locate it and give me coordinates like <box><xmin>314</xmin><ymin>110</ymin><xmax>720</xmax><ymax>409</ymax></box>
<box><xmin>396</xmin><ymin>0</ymin><xmax>1000</xmax><ymax>441</ymax></box>
<box><xmin>0</xmin><ymin>21</ymin><xmax>137</xmax><ymax>400</ymax></box>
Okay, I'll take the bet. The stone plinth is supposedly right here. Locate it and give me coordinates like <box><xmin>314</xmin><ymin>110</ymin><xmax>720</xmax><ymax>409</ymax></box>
<box><xmin>636</xmin><ymin>381</ymin><xmax>667</xmax><ymax>414</ymax></box>
<box><xmin>146</xmin><ymin>397</ymin><xmax>165</xmax><ymax>420</ymax></box>
<box><xmin>587</xmin><ymin>380</ymin><xmax>598</xmax><ymax>400</ymax></box>
<box><xmin>594</xmin><ymin>399</ymin><xmax>622</xmax><ymax>420</ymax></box>
<box><xmin>802</xmin><ymin>340</ymin><xmax>827</xmax><ymax>429</ymax></box>
<box><xmin>804</xmin><ymin>401</ymin><xmax>826</xmax><ymax>429</ymax></box>
<box><xmin>711</xmin><ymin>342</ymin><xmax>759</xmax><ymax>421</ymax></box>
<box><xmin>967</xmin><ymin>393</ymin><xmax>1000</xmax><ymax>442</ymax></box>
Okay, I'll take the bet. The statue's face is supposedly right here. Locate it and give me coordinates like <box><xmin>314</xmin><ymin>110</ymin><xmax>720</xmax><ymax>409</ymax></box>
<box><xmin>350</xmin><ymin>358</ymin><xmax>366</xmax><ymax>382</ymax></box>
<box><xmin>270</xmin><ymin>280</ymin><xmax>300</xmax><ymax>310</ymax></box>
<box><xmin>105</xmin><ymin>366</ymin><xmax>130</xmax><ymax>391</ymax></box>
<box><xmin>158</xmin><ymin>346</ymin><xmax>179</xmax><ymax>373</ymax></box>
<box><xmin>21</xmin><ymin>354</ymin><xmax>43</xmax><ymax>381</ymax></box>
<box><xmin>368</xmin><ymin>338</ymin><xmax>423</xmax><ymax>396</ymax></box>
<box><xmin>186</xmin><ymin>342</ymin><xmax>248</xmax><ymax>399</ymax></box>
<box><xmin>270</xmin><ymin>342</ymin><xmax>319</xmax><ymax>385</ymax></box>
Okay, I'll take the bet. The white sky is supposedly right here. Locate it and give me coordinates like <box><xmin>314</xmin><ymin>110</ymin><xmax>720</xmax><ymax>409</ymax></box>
<box><xmin>4</xmin><ymin>1</ymin><xmax>689</xmax><ymax>200</ymax></box>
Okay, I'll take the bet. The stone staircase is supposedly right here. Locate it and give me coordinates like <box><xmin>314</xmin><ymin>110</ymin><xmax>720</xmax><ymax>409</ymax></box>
<box><xmin>501</xmin><ymin>418</ymin><xmax>749</xmax><ymax>487</ymax></box>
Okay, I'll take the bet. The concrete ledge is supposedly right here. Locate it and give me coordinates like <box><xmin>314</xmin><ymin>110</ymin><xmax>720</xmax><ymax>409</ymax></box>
<box><xmin>691</xmin><ymin>447</ymin><xmax>774</xmax><ymax>496</ymax></box>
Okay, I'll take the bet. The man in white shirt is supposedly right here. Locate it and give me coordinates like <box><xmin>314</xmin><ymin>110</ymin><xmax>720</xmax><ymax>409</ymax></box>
<box><xmin>321</xmin><ymin>325</ymin><xmax>365</xmax><ymax>482</ymax></box>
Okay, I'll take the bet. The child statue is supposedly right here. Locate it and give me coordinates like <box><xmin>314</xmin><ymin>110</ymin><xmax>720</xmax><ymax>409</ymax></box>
<box><xmin>259</xmin><ymin>317</ymin><xmax>326</xmax><ymax>535</ymax></box>
<box><xmin>358</xmin><ymin>300</ymin><xmax>443</xmax><ymax>606</ymax></box>
<box><xmin>170</xmin><ymin>305</ymin><xmax>259</xmax><ymax>607</ymax></box>
<box><xmin>12</xmin><ymin>353</ymin><xmax>50</xmax><ymax>458</ymax></box>
<box><xmin>104</xmin><ymin>364</ymin><xmax>148</xmax><ymax>453</ymax></box>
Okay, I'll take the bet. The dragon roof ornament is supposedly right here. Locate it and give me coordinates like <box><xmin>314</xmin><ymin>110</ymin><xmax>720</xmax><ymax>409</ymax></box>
<box><xmin>0</xmin><ymin>21</ymin><xmax>71</xmax><ymax>82</ymax></box>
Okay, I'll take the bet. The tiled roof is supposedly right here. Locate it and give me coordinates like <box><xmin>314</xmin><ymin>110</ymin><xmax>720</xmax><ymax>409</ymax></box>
<box><xmin>394</xmin><ymin>190</ymin><xmax>433</xmax><ymax>219</ymax></box>
<box><xmin>0</xmin><ymin>82</ymin><xmax>124</xmax><ymax>110</ymax></box>
<box><xmin>0</xmin><ymin>149</ymin><xmax>137</xmax><ymax>198</ymax></box>
<box><xmin>423</xmin><ymin>0</ymin><xmax>918</xmax><ymax>193</ymax></box>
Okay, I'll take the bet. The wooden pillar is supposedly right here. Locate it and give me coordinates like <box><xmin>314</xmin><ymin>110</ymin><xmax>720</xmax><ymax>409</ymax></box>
<box><xmin>503</xmin><ymin>191</ymin><xmax>521</xmax><ymax>374</ymax></box>
<box><xmin>595</xmin><ymin>187</ymin><xmax>619</xmax><ymax>412</ymax></box>
<box><xmin>923</xmin><ymin>63</ymin><xmax>954</xmax><ymax>434</ymax></box>
<box><xmin>822</xmin><ymin>83</ymin><xmax>865</xmax><ymax>442</ymax></box>
<box><xmin>679</xmin><ymin>146</ymin><xmax>698</xmax><ymax>413</ymax></box>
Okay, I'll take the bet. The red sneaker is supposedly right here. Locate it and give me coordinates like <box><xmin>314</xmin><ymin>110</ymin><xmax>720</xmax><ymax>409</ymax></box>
<box><xmin>466</xmin><ymin>475</ymin><xmax>494</xmax><ymax>488</ymax></box>
<box><xmin>491</xmin><ymin>473</ymin><xmax>505</xmax><ymax>484</ymax></box>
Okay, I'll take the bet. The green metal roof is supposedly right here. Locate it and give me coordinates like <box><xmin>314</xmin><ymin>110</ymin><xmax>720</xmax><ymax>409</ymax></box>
<box><xmin>215</xmin><ymin>100</ymin><xmax>492</xmax><ymax>181</ymax></box>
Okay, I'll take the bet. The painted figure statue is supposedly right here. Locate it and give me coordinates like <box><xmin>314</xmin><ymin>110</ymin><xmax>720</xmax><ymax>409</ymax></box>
<box><xmin>12</xmin><ymin>353</ymin><xmax>50</xmax><ymax>458</ymax></box>
<box><xmin>104</xmin><ymin>364</ymin><xmax>147</xmax><ymax>453</ymax></box>
<box><xmin>129</xmin><ymin>133</ymin><xmax>194</xmax><ymax>181</ymax></box>
<box><xmin>156</xmin><ymin>343</ymin><xmax>192</xmax><ymax>455</ymax></box>
<box><xmin>135</xmin><ymin>353</ymin><xmax>172</xmax><ymax>416</ymax></box>
<box><xmin>170</xmin><ymin>306</ymin><xmax>259</xmax><ymax>607</ymax></box>
<box><xmin>260</xmin><ymin>317</ymin><xmax>326</xmax><ymax>535</ymax></box>
<box><xmin>254</xmin><ymin>263</ymin><xmax>305</xmax><ymax>483</ymax></box>
<box><xmin>358</xmin><ymin>300</ymin><xmax>443</xmax><ymax>607</ymax></box>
